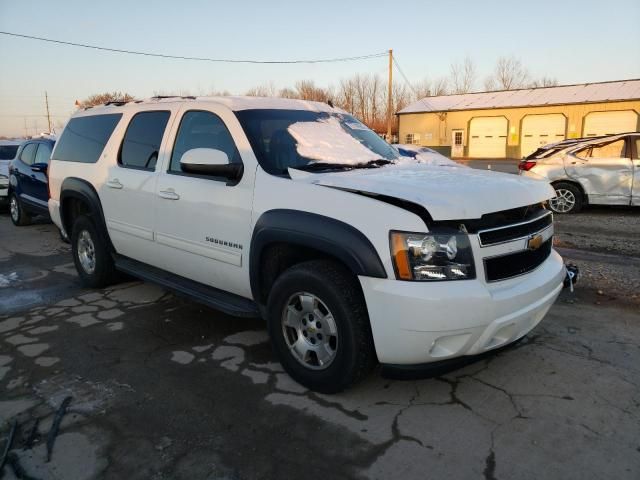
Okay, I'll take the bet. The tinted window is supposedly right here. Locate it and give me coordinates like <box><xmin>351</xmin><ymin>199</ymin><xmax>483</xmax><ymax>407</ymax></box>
<box><xmin>53</xmin><ymin>114</ymin><xmax>122</xmax><ymax>163</ymax></box>
<box><xmin>119</xmin><ymin>111</ymin><xmax>170</xmax><ymax>170</ymax></box>
<box><xmin>34</xmin><ymin>143</ymin><xmax>53</xmax><ymax>165</ymax></box>
<box><xmin>20</xmin><ymin>143</ymin><xmax>37</xmax><ymax>165</ymax></box>
<box><xmin>0</xmin><ymin>145</ymin><xmax>19</xmax><ymax>160</ymax></box>
<box><xmin>169</xmin><ymin>111</ymin><xmax>241</xmax><ymax>173</ymax></box>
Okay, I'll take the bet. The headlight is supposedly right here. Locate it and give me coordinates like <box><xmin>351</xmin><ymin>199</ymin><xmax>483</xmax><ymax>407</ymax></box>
<box><xmin>390</xmin><ymin>231</ymin><xmax>475</xmax><ymax>281</ymax></box>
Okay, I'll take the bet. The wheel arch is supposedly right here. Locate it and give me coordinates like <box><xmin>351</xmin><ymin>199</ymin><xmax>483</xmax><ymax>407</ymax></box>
<box><xmin>250</xmin><ymin>209</ymin><xmax>387</xmax><ymax>305</ymax></box>
<box><xmin>551</xmin><ymin>179</ymin><xmax>588</xmax><ymax>204</ymax></box>
<box><xmin>60</xmin><ymin>177</ymin><xmax>115</xmax><ymax>251</ymax></box>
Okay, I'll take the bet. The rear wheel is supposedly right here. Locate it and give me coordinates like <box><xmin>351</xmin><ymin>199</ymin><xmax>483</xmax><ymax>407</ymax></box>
<box><xmin>9</xmin><ymin>193</ymin><xmax>31</xmax><ymax>226</ymax></box>
<box><xmin>549</xmin><ymin>182</ymin><xmax>583</xmax><ymax>214</ymax></box>
<box><xmin>266</xmin><ymin>260</ymin><xmax>376</xmax><ymax>393</ymax></box>
<box><xmin>71</xmin><ymin>215</ymin><xmax>116</xmax><ymax>288</ymax></box>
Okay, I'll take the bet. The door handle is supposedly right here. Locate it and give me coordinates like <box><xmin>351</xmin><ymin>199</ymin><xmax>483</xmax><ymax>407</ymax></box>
<box><xmin>158</xmin><ymin>189</ymin><xmax>180</xmax><ymax>200</ymax></box>
<box><xmin>106</xmin><ymin>179</ymin><xmax>123</xmax><ymax>189</ymax></box>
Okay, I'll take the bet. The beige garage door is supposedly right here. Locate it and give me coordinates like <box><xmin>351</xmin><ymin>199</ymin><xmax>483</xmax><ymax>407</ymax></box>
<box><xmin>469</xmin><ymin>117</ymin><xmax>508</xmax><ymax>158</ymax></box>
<box><xmin>583</xmin><ymin>110</ymin><xmax>638</xmax><ymax>137</ymax></box>
<box><xmin>521</xmin><ymin>114</ymin><xmax>566</xmax><ymax>158</ymax></box>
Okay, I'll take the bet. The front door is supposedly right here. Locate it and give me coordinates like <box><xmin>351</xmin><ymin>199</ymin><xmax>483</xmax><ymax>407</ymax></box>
<box><xmin>153</xmin><ymin>107</ymin><xmax>255</xmax><ymax>298</ymax></box>
<box><xmin>566</xmin><ymin>138</ymin><xmax>633</xmax><ymax>205</ymax></box>
<box><xmin>451</xmin><ymin>130</ymin><xmax>464</xmax><ymax>157</ymax></box>
<box><xmin>31</xmin><ymin>142</ymin><xmax>52</xmax><ymax>206</ymax></box>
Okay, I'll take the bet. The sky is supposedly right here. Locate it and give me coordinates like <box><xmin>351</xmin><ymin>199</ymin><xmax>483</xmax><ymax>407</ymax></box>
<box><xmin>0</xmin><ymin>0</ymin><xmax>639</xmax><ymax>137</ymax></box>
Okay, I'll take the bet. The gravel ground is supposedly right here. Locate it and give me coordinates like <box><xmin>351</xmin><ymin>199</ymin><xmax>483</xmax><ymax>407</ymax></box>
<box><xmin>553</xmin><ymin>205</ymin><xmax>640</xmax><ymax>305</ymax></box>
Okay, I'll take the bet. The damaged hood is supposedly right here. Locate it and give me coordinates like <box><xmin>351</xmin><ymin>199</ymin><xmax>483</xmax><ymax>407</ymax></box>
<box><xmin>290</xmin><ymin>164</ymin><xmax>555</xmax><ymax>220</ymax></box>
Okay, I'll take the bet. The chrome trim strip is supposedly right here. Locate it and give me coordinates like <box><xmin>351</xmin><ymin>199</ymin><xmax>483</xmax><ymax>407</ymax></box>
<box><xmin>477</xmin><ymin>210</ymin><xmax>553</xmax><ymax>247</ymax></box>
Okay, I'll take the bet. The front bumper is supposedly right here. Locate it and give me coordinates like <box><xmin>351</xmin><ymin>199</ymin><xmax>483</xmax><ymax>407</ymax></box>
<box><xmin>359</xmin><ymin>249</ymin><xmax>565</xmax><ymax>365</ymax></box>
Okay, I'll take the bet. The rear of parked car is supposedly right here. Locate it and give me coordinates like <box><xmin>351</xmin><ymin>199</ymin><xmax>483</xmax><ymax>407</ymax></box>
<box><xmin>0</xmin><ymin>140</ymin><xmax>21</xmax><ymax>208</ymax></box>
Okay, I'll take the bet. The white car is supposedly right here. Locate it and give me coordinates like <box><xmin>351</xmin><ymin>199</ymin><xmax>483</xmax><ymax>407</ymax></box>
<box><xmin>47</xmin><ymin>96</ymin><xmax>567</xmax><ymax>392</ymax></box>
<box><xmin>519</xmin><ymin>133</ymin><xmax>640</xmax><ymax>213</ymax></box>
<box><xmin>0</xmin><ymin>139</ymin><xmax>22</xmax><ymax>207</ymax></box>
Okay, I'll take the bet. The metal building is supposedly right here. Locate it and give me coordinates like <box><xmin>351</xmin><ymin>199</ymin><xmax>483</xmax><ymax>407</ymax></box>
<box><xmin>397</xmin><ymin>79</ymin><xmax>640</xmax><ymax>159</ymax></box>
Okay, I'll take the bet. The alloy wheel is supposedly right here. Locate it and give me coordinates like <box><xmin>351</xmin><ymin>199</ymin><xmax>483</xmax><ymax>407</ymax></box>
<box><xmin>281</xmin><ymin>292</ymin><xmax>339</xmax><ymax>370</ymax></box>
<box><xmin>549</xmin><ymin>188</ymin><xmax>576</xmax><ymax>213</ymax></box>
<box><xmin>77</xmin><ymin>230</ymin><xmax>96</xmax><ymax>274</ymax></box>
<box><xmin>9</xmin><ymin>196</ymin><xmax>18</xmax><ymax>222</ymax></box>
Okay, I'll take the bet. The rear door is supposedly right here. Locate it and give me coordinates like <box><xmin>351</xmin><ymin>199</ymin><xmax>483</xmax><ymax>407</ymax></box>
<box><xmin>99</xmin><ymin>108</ymin><xmax>173</xmax><ymax>263</ymax></box>
<box><xmin>565</xmin><ymin>138</ymin><xmax>633</xmax><ymax>205</ymax></box>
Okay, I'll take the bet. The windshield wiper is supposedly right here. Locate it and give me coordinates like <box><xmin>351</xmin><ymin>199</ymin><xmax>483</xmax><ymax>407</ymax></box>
<box><xmin>294</xmin><ymin>159</ymin><xmax>394</xmax><ymax>172</ymax></box>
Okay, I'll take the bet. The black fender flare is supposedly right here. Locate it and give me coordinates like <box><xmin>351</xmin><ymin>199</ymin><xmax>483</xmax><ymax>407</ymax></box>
<box><xmin>60</xmin><ymin>177</ymin><xmax>114</xmax><ymax>251</ymax></box>
<box><xmin>250</xmin><ymin>209</ymin><xmax>387</xmax><ymax>301</ymax></box>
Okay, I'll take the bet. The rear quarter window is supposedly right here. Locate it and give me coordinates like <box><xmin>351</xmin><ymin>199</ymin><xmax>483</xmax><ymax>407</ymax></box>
<box><xmin>52</xmin><ymin>114</ymin><xmax>122</xmax><ymax>163</ymax></box>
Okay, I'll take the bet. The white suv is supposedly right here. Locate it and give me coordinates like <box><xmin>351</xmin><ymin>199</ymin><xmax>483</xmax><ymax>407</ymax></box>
<box><xmin>48</xmin><ymin>96</ymin><xmax>566</xmax><ymax>392</ymax></box>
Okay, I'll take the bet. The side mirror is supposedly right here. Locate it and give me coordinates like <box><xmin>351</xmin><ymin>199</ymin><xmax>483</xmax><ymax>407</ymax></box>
<box><xmin>31</xmin><ymin>162</ymin><xmax>48</xmax><ymax>173</ymax></box>
<box><xmin>180</xmin><ymin>148</ymin><xmax>242</xmax><ymax>180</ymax></box>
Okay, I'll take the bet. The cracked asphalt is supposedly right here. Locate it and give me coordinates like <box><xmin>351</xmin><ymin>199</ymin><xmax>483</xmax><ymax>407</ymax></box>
<box><xmin>1</xmin><ymin>212</ymin><xmax>639</xmax><ymax>480</ymax></box>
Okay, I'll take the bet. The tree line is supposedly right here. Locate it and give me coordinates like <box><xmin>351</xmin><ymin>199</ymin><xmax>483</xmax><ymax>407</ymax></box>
<box><xmin>79</xmin><ymin>55</ymin><xmax>558</xmax><ymax>134</ymax></box>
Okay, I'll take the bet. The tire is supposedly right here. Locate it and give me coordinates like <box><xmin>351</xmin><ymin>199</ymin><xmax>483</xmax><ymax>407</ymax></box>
<box><xmin>9</xmin><ymin>192</ymin><xmax>31</xmax><ymax>226</ymax></box>
<box><xmin>549</xmin><ymin>182</ymin><xmax>583</xmax><ymax>214</ymax></box>
<box><xmin>266</xmin><ymin>260</ymin><xmax>376</xmax><ymax>393</ymax></box>
<box><xmin>71</xmin><ymin>215</ymin><xmax>116</xmax><ymax>288</ymax></box>
<box><xmin>59</xmin><ymin>227</ymin><xmax>70</xmax><ymax>244</ymax></box>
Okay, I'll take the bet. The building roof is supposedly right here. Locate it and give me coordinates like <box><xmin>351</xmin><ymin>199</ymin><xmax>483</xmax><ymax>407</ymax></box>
<box><xmin>398</xmin><ymin>79</ymin><xmax>640</xmax><ymax>114</ymax></box>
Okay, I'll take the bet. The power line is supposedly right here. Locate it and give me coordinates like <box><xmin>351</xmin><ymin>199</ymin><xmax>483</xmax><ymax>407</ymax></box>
<box><xmin>392</xmin><ymin>55</ymin><xmax>433</xmax><ymax>110</ymax></box>
<box><xmin>0</xmin><ymin>31</ymin><xmax>388</xmax><ymax>64</ymax></box>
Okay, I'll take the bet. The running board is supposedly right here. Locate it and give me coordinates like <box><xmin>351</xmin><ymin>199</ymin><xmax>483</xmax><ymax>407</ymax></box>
<box><xmin>114</xmin><ymin>255</ymin><xmax>260</xmax><ymax>318</ymax></box>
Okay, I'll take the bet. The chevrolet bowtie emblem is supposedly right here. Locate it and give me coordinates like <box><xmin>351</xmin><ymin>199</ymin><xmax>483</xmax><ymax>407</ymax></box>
<box><xmin>527</xmin><ymin>234</ymin><xmax>544</xmax><ymax>251</ymax></box>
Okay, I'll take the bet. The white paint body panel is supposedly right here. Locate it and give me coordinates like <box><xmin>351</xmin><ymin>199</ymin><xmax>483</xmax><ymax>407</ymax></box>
<box><xmin>48</xmin><ymin>96</ymin><xmax>565</xmax><ymax>367</ymax></box>
<box><xmin>294</xmin><ymin>163</ymin><xmax>555</xmax><ymax>220</ymax></box>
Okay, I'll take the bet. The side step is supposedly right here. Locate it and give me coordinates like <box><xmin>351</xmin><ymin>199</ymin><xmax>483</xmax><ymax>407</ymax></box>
<box><xmin>114</xmin><ymin>255</ymin><xmax>260</xmax><ymax>318</ymax></box>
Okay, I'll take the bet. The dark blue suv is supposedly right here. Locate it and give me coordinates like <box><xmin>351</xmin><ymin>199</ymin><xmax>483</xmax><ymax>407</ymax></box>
<box><xmin>8</xmin><ymin>138</ymin><xmax>55</xmax><ymax>226</ymax></box>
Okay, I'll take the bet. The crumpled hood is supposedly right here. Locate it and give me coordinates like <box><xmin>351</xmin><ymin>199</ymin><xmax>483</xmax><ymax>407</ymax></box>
<box><xmin>290</xmin><ymin>163</ymin><xmax>555</xmax><ymax>220</ymax></box>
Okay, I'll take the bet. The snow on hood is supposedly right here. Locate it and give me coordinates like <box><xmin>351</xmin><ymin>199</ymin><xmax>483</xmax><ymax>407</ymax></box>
<box><xmin>289</xmin><ymin>163</ymin><xmax>555</xmax><ymax>220</ymax></box>
<box><xmin>287</xmin><ymin>117</ymin><xmax>382</xmax><ymax>164</ymax></box>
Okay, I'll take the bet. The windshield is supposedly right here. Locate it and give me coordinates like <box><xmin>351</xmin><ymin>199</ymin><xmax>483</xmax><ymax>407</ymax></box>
<box><xmin>0</xmin><ymin>145</ymin><xmax>19</xmax><ymax>160</ymax></box>
<box><xmin>235</xmin><ymin>109</ymin><xmax>400</xmax><ymax>174</ymax></box>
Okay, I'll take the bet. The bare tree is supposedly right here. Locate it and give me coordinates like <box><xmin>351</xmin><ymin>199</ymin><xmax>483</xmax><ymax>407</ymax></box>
<box><xmin>449</xmin><ymin>56</ymin><xmax>477</xmax><ymax>94</ymax></box>
<box><xmin>245</xmin><ymin>81</ymin><xmax>278</xmax><ymax>97</ymax></box>
<box><xmin>294</xmin><ymin>80</ymin><xmax>330</xmax><ymax>102</ymax></box>
<box><xmin>530</xmin><ymin>76</ymin><xmax>559</xmax><ymax>88</ymax></box>
<box><xmin>485</xmin><ymin>55</ymin><xmax>531</xmax><ymax>90</ymax></box>
<box><xmin>78</xmin><ymin>91</ymin><xmax>134</xmax><ymax>108</ymax></box>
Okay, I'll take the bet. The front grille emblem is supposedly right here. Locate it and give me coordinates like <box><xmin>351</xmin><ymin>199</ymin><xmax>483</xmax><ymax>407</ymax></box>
<box><xmin>527</xmin><ymin>234</ymin><xmax>544</xmax><ymax>251</ymax></box>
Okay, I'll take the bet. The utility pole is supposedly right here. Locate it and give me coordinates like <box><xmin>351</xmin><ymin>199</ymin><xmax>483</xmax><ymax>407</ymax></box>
<box><xmin>23</xmin><ymin>117</ymin><xmax>28</xmax><ymax>137</ymax></box>
<box><xmin>45</xmin><ymin>91</ymin><xmax>52</xmax><ymax>133</ymax></box>
<box><xmin>386</xmin><ymin>49</ymin><xmax>393</xmax><ymax>142</ymax></box>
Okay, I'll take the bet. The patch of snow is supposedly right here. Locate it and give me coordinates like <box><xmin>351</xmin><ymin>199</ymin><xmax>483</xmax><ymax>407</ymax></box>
<box><xmin>0</xmin><ymin>272</ymin><xmax>19</xmax><ymax>287</ymax></box>
<box><xmin>288</xmin><ymin>117</ymin><xmax>381</xmax><ymax>165</ymax></box>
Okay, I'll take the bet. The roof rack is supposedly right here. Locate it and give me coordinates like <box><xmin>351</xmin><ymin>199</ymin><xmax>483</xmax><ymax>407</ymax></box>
<box><xmin>150</xmin><ymin>95</ymin><xmax>196</xmax><ymax>100</ymax></box>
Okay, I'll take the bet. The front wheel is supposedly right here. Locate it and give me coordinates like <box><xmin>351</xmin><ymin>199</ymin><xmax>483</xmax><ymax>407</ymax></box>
<box><xmin>266</xmin><ymin>260</ymin><xmax>376</xmax><ymax>393</ymax></box>
<box><xmin>9</xmin><ymin>193</ymin><xmax>31</xmax><ymax>226</ymax></box>
<box><xmin>71</xmin><ymin>215</ymin><xmax>116</xmax><ymax>288</ymax></box>
<box><xmin>549</xmin><ymin>182</ymin><xmax>583</xmax><ymax>214</ymax></box>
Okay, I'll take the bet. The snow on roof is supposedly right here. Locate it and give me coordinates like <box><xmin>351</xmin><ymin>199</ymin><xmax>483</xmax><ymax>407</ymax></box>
<box><xmin>398</xmin><ymin>79</ymin><xmax>640</xmax><ymax>114</ymax></box>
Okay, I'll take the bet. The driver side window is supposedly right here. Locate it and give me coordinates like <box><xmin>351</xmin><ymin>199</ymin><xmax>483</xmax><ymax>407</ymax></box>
<box><xmin>169</xmin><ymin>110</ymin><xmax>241</xmax><ymax>174</ymax></box>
